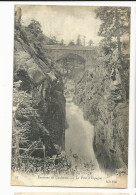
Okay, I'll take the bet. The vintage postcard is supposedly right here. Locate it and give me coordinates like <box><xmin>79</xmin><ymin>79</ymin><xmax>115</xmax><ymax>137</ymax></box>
<box><xmin>11</xmin><ymin>5</ymin><xmax>130</xmax><ymax>187</ymax></box>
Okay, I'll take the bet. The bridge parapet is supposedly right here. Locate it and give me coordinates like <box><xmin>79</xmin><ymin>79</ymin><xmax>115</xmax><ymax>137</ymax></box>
<box><xmin>44</xmin><ymin>45</ymin><xmax>95</xmax><ymax>51</ymax></box>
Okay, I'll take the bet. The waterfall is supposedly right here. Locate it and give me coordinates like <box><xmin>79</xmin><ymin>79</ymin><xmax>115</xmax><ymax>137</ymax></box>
<box><xmin>65</xmin><ymin>96</ymin><xmax>99</xmax><ymax>171</ymax></box>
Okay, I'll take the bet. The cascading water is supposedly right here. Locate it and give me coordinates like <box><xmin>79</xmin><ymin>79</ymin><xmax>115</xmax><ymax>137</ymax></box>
<box><xmin>65</xmin><ymin>95</ymin><xmax>99</xmax><ymax>172</ymax></box>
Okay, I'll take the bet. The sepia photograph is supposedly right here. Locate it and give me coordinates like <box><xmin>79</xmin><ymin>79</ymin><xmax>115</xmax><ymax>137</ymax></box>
<box><xmin>11</xmin><ymin>5</ymin><xmax>130</xmax><ymax>188</ymax></box>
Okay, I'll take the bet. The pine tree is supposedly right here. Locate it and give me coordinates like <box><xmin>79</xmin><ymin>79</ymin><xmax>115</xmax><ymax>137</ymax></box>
<box><xmin>95</xmin><ymin>7</ymin><xmax>130</xmax><ymax>58</ymax></box>
<box><xmin>76</xmin><ymin>35</ymin><xmax>82</xmax><ymax>46</ymax></box>
<box><xmin>95</xmin><ymin>7</ymin><xmax>130</xmax><ymax>102</ymax></box>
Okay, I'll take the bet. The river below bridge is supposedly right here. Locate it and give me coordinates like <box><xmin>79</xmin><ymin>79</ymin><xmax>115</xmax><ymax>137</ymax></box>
<box><xmin>65</xmin><ymin>96</ymin><xmax>99</xmax><ymax>171</ymax></box>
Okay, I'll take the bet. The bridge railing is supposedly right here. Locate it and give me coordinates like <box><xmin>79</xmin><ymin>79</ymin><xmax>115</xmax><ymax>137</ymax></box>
<box><xmin>43</xmin><ymin>45</ymin><xmax>95</xmax><ymax>51</ymax></box>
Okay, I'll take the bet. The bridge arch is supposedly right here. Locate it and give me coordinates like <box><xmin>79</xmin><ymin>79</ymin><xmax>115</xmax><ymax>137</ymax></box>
<box><xmin>56</xmin><ymin>52</ymin><xmax>86</xmax><ymax>64</ymax></box>
<box><xmin>44</xmin><ymin>45</ymin><xmax>97</xmax><ymax>69</ymax></box>
<box><xmin>55</xmin><ymin>52</ymin><xmax>86</xmax><ymax>79</ymax></box>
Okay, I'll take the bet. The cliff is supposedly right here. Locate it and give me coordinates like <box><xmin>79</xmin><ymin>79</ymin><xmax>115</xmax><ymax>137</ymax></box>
<box><xmin>74</xmin><ymin>51</ymin><xmax>129</xmax><ymax>173</ymax></box>
<box><xmin>13</xmin><ymin>11</ymin><xmax>65</xmax><ymax>158</ymax></box>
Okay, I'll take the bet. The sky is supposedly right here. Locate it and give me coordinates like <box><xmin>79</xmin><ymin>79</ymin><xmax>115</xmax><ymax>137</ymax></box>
<box><xmin>16</xmin><ymin>5</ymin><xmax>102</xmax><ymax>46</ymax></box>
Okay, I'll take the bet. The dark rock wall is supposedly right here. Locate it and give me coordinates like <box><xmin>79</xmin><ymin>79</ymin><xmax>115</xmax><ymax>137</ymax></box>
<box><xmin>74</xmin><ymin>56</ymin><xmax>129</xmax><ymax>172</ymax></box>
<box><xmin>13</xmin><ymin>16</ymin><xmax>65</xmax><ymax>157</ymax></box>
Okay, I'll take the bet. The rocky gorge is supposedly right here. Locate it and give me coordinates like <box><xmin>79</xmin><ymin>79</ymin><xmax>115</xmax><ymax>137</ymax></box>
<box><xmin>12</xmin><ymin>7</ymin><xmax>130</xmax><ymax>177</ymax></box>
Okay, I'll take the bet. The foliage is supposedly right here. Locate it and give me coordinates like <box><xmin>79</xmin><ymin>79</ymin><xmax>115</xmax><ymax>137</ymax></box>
<box><xmin>95</xmin><ymin>7</ymin><xmax>130</xmax><ymax>57</ymax></box>
<box><xmin>60</xmin><ymin>39</ymin><xmax>64</xmax><ymax>45</ymax></box>
<box><xmin>12</xmin><ymin>80</ymin><xmax>34</xmax><ymax>148</ymax></box>
<box><xmin>88</xmin><ymin>40</ymin><xmax>93</xmax><ymax>47</ymax></box>
<box><xmin>95</xmin><ymin>7</ymin><xmax>130</xmax><ymax>101</ymax></box>
<box><xmin>68</xmin><ymin>40</ymin><xmax>75</xmax><ymax>46</ymax></box>
<box><xmin>12</xmin><ymin>149</ymin><xmax>95</xmax><ymax>176</ymax></box>
<box><xmin>27</xmin><ymin>19</ymin><xmax>43</xmax><ymax>37</ymax></box>
<box><xmin>76</xmin><ymin>35</ymin><xmax>82</xmax><ymax>46</ymax></box>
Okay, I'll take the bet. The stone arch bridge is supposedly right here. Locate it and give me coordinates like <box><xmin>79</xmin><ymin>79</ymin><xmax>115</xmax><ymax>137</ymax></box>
<box><xmin>44</xmin><ymin>45</ymin><xmax>98</xmax><ymax>67</ymax></box>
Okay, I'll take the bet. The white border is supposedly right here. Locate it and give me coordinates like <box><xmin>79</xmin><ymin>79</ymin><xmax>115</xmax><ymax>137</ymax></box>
<box><xmin>0</xmin><ymin>1</ymin><xmax>135</xmax><ymax>195</ymax></box>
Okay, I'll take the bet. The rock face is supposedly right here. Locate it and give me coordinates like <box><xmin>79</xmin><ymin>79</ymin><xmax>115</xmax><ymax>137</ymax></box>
<box><xmin>15</xmin><ymin>7</ymin><xmax>22</xmax><ymax>25</ymax></box>
<box><xmin>74</xmin><ymin>55</ymin><xmax>129</xmax><ymax>173</ymax></box>
<box><xmin>13</xmin><ymin>13</ymin><xmax>65</xmax><ymax>157</ymax></box>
